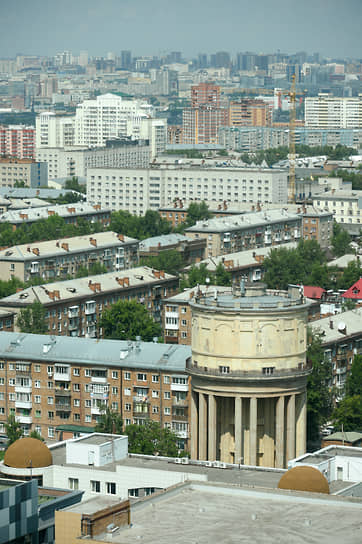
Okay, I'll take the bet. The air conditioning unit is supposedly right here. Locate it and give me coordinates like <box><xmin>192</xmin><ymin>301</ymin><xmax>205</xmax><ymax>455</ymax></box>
<box><xmin>219</xmin><ymin>462</ymin><xmax>227</xmax><ymax>469</ymax></box>
<box><xmin>205</xmin><ymin>461</ymin><xmax>213</xmax><ymax>467</ymax></box>
<box><xmin>175</xmin><ymin>458</ymin><xmax>182</xmax><ymax>464</ymax></box>
<box><xmin>181</xmin><ymin>457</ymin><xmax>189</xmax><ymax>464</ymax></box>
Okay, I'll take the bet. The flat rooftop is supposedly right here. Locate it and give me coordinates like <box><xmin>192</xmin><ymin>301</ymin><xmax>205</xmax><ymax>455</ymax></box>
<box><xmin>92</xmin><ymin>482</ymin><xmax>362</xmax><ymax>544</ymax></box>
<box><xmin>64</xmin><ymin>495</ymin><xmax>121</xmax><ymax>515</ymax></box>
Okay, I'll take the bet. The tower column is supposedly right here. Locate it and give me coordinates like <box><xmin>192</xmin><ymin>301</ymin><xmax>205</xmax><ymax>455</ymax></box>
<box><xmin>208</xmin><ymin>394</ymin><xmax>217</xmax><ymax>461</ymax></box>
<box><xmin>275</xmin><ymin>396</ymin><xmax>285</xmax><ymax>468</ymax></box>
<box><xmin>296</xmin><ymin>392</ymin><xmax>307</xmax><ymax>457</ymax></box>
<box><xmin>234</xmin><ymin>396</ymin><xmax>243</xmax><ymax>464</ymax></box>
<box><xmin>286</xmin><ymin>394</ymin><xmax>296</xmax><ymax>462</ymax></box>
<box><xmin>190</xmin><ymin>390</ymin><xmax>198</xmax><ymax>460</ymax></box>
<box><xmin>249</xmin><ymin>397</ymin><xmax>257</xmax><ymax>466</ymax></box>
<box><xmin>198</xmin><ymin>392</ymin><xmax>207</xmax><ymax>460</ymax></box>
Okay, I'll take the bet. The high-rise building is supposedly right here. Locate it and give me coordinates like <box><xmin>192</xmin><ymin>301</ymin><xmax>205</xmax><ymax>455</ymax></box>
<box><xmin>120</xmin><ymin>50</ymin><xmax>132</xmax><ymax>70</ymax></box>
<box><xmin>36</xmin><ymin>113</ymin><xmax>75</xmax><ymax>148</ymax></box>
<box><xmin>0</xmin><ymin>124</ymin><xmax>35</xmax><ymax>159</ymax></box>
<box><xmin>229</xmin><ymin>99</ymin><xmax>272</xmax><ymax>127</ymax></box>
<box><xmin>188</xmin><ymin>284</ymin><xmax>310</xmax><ymax>467</ymax></box>
<box><xmin>305</xmin><ymin>94</ymin><xmax>362</xmax><ymax>129</ymax></box>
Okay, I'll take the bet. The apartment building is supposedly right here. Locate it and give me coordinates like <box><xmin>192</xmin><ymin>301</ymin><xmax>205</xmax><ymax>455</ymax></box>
<box><xmin>0</xmin><ymin>266</ymin><xmax>179</xmax><ymax>337</ymax></box>
<box><xmin>0</xmin><ymin>332</ymin><xmax>191</xmax><ymax>449</ymax></box>
<box><xmin>0</xmin><ymin>202</ymin><xmax>111</xmax><ymax>228</ymax></box>
<box><xmin>0</xmin><ymin>124</ymin><xmax>35</xmax><ymax>159</ymax></box>
<box><xmin>36</xmin><ymin>139</ymin><xmax>150</xmax><ymax>181</ymax></box>
<box><xmin>184</xmin><ymin>209</ymin><xmax>302</xmax><ymax>258</ymax></box>
<box><xmin>139</xmin><ymin>233</ymin><xmax>206</xmax><ymax>264</ymax></box>
<box><xmin>86</xmin><ymin>166</ymin><xmax>288</xmax><ymax>215</ymax></box>
<box><xmin>182</xmin><ymin>107</ymin><xmax>228</xmax><ymax>144</ymax></box>
<box><xmin>36</xmin><ymin>113</ymin><xmax>75</xmax><ymax>148</ymax></box>
<box><xmin>0</xmin><ymin>309</ymin><xmax>15</xmax><ymax>332</ymax></box>
<box><xmin>305</xmin><ymin>94</ymin><xmax>362</xmax><ymax>129</ymax></box>
<box><xmin>311</xmin><ymin>308</ymin><xmax>362</xmax><ymax>400</ymax></box>
<box><xmin>0</xmin><ymin>157</ymin><xmax>47</xmax><ymax>188</ymax></box>
<box><xmin>302</xmin><ymin>208</ymin><xmax>334</xmax><ymax>250</ymax></box>
<box><xmin>0</xmin><ymin>231</ymin><xmax>139</xmax><ymax>282</ymax></box>
<box><xmin>74</xmin><ymin>94</ymin><xmax>153</xmax><ymax>147</ymax></box>
<box><xmin>313</xmin><ymin>190</ymin><xmax>362</xmax><ymax>234</ymax></box>
<box><xmin>228</xmin><ymin>99</ymin><xmax>272</xmax><ymax>127</ymax></box>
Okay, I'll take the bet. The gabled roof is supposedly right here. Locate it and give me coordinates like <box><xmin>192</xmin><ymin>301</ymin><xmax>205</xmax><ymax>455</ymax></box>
<box><xmin>303</xmin><ymin>286</ymin><xmax>326</xmax><ymax>300</ymax></box>
<box><xmin>342</xmin><ymin>278</ymin><xmax>362</xmax><ymax>299</ymax></box>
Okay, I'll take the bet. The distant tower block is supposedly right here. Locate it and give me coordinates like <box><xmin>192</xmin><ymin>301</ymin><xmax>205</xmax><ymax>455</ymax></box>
<box><xmin>188</xmin><ymin>284</ymin><xmax>311</xmax><ymax>468</ymax></box>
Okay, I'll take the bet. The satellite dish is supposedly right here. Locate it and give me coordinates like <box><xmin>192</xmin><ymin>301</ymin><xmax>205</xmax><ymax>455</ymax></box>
<box><xmin>337</xmin><ymin>322</ymin><xmax>346</xmax><ymax>332</ymax></box>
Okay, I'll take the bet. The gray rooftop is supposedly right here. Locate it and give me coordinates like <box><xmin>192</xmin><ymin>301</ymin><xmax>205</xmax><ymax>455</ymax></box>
<box><xmin>0</xmin><ymin>202</ymin><xmax>109</xmax><ymax>224</ymax></box>
<box><xmin>314</xmin><ymin>190</ymin><xmax>362</xmax><ymax>200</ymax></box>
<box><xmin>185</xmin><ymin>209</ymin><xmax>300</xmax><ymax>233</ymax></box>
<box><xmin>92</xmin><ymin>481</ymin><xmax>362</xmax><ymax>544</ymax></box>
<box><xmin>0</xmin><ymin>187</ymin><xmax>77</xmax><ymax>199</ymax></box>
<box><xmin>139</xmin><ymin>233</ymin><xmax>188</xmax><ymax>251</ymax></box>
<box><xmin>0</xmin><ymin>266</ymin><xmax>176</xmax><ymax>306</ymax></box>
<box><xmin>0</xmin><ymin>331</ymin><xmax>191</xmax><ymax>370</ymax></box>
<box><xmin>0</xmin><ymin>231</ymin><xmax>138</xmax><ymax>262</ymax></box>
<box><xmin>310</xmin><ymin>307</ymin><xmax>362</xmax><ymax>344</ymax></box>
<box><xmin>327</xmin><ymin>254</ymin><xmax>358</xmax><ymax>269</ymax></box>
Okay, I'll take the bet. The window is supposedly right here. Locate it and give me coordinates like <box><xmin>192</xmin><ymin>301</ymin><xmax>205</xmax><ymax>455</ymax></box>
<box><xmin>9</xmin><ymin>378</ymin><xmax>15</xmax><ymax>386</ymax></box>
<box><xmin>181</xmin><ymin>307</ymin><xmax>187</xmax><ymax>313</ymax></box>
<box><xmin>34</xmin><ymin>395</ymin><xmax>41</xmax><ymax>403</ymax></box>
<box><xmin>181</xmin><ymin>319</ymin><xmax>187</xmax><ymax>326</ymax></box>
<box><xmin>152</xmin><ymin>375</ymin><xmax>159</xmax><ymax>383</ymax></box>
<box><xmin>106</xmin><ymin>482</ymin><xmax>116</xmax><ymax>495</ymax></box>
<box><xmin>112</xmin><ymin>371</ymin><xmax>118</xmax><ymax>379</ymax></box>
<box><xmin>48</xmin><ymin>411</ymin><xmax>54</xmax><ymax>419</ymax></box>
<box><xmin>164</xmin><ymin>407</ymin><xmax>171</xmax><ymax>415</ymax></box>
<box><xmin>164</xmin><ymin>376</ymin><xmax>170</xmax><ymax>384</ymax></box>
<box><xmin>47</xmin><ymin>366</ymin><xmax>53</xmax><ymax>374</ymax></box>
<box><xmin>9</xmin><ymin>393</ymin><xmax>15</xmax><ymax>401</ymax></box>
<box><xmin>128</xmin><ymin>488</ymin><xmax>139</xmax><ymax>497</ymax></box>
<box><xmin>152</xmin><ymin>390</ymin><xmax>159</xmax><ymax>398</ymax></box>
<box><xmin>85</xmin><ymin>399</ymin><xmax>91</xmax><ymax>408</ymax></box>
<box><xmin>124</xmin><ymin>372</ymin><xmax>131</xmax><ymax>380</ymax></box>
<box><xmin>181</xmin><ymin>332</ymin><xmax>187</xmax><ymax>339</ymax></box>
<box><xmin>85</xmin><ymin>415</ymin><xmax>92</xmax><ymax>423</ymax></box>
<box><xmin>35</xmin><ymin>380</ymin><xmax>41</xmax><ymax>388</ymax></box>
<box><xmin>74</xmin><ymin>413</ymin><xmax>80</xmax><ymax>421</ymax></box>
<box><xmin>124</xmin><ymin>388</ymin><xmax>131</xmax><ymax>396</ymax></box>
<box><xmin>137</xmin><ymin>373</ymin><xmax>147</xmax><ymax>381</ymax></box>
<box><xmin>112</xmin><ymin>387</ymin><xmax>118</xmax><ymax>395</ymax></box>
<box><xmin>152</xmin><ymin>406</ymin><xmax>159</xmax><ymax>414</ymax></box>
<box><xmin>91</xmin><ymin>480</ymin><xmax>100</xmax><ymax>493</ymax></box>
<box><xmin>35</xmin><ymin>410</ymin><xmax>41</xmax><ymax>418</ymax></box>
<box><xmin>0</xmin><ymin>377</ymin><xmax>3</xmax><ymax>385</ymax></box>
<box><xmin>262</xmin><ymin>367</ymin><xmax>275</xmax><ymax>375</ymax></box>
<box><xmin>73</xmin><ymin>384</ymin><xmax>80</xmax><ymax>392</ymax></box>
<box><xmin>34</xmin><ymin>365</ymin><xmax>41</xmax><ymax>373</ymax></box>
<box><xmin>69</xmin><ymin>478</ymin><xmax>79</xmax><ymax>490</ymax></box>
<box><xmin>111</xmin><ymin>402</ymin><xmax>118</xmax><ymax>411</ymax></box>
<box><xmin>85</xmin><ymin>369</ymin><xmax>91</xmax><ymax>377</ymax></box>
<box><xmin>48</xmin><ymin>427</ymin><xmax>55</xmax><ymax>438</ymax></box>
<box><xmin>47</xmin><ymin>397</ymin><xmax>53</xmax><ymax>405</ymax></box>
<box><xmin>73</xmin><ymin>368</ymin><xmax>80</xmax><ymax>376</ymax></box>
<box><xmin>164</xmin><ymin>391</ymin><xmax>171</xmax><ymax>400</ymax></box>
<box><xmin>47</xmin><ymin>381</ymin><xmax>53</xmax><ymax>389</ymax></box>
<box><xmin>73</xmin><ymin>399</ymin><xmax>80</xmax><ymax>407</ymax></box>
<box><xmin>219</xmin><ymin>366</ymin><xmax>230</xmax><ymax>374</ymax></box>
<box><xmin>125</xmin><ymin>403</ymin><xmax>131</xmax><ymax>411</ymax></box>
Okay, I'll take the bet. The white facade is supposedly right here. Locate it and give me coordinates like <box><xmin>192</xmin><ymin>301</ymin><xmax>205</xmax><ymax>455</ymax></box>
<box><xmin>313</xmin><ymin>190</ymin><xmax>362</xmax><ymax>228</ymax></box>
<box><xmin>36</xmin><ymin>113</ymin><xmax>75</xmax><ymax>148</ymax></box>
<box><xmin>128</xmin><ymin>118</ymin><xmax>167</xmax><ymax>158</ymax></box>
<box><xmin>86</xmin><ymin>166</ymin><xmax>288</xmax><ymax>216</ymax></box>
<box><xmin>74</xmin><ymin>93</ymin><xmax>154</xmax><ymax>147</ymax></box>
<box><xmin>66</xmin><ymin>435</ymin><xmax>128</xmax><ymax>467</ymax></box>
<box><xmin>305</xmin><ymin>94</ymin><xmax>362</xmax><ymax>129</ymax></box>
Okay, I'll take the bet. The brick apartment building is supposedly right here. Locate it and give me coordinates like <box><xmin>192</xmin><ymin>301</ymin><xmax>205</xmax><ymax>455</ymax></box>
<box><xmin>0</xmin><ymin>124</ymin><xmax>36</xmax><ymax>159</ymax></box>
<box><xmin>0</xmin><ymin>231</ymin><xmax>139</xmax><ymax>282</ymax></box>
<box><xmin>0</xmin><ymin>332</ymin><xmax>191</xmax><ymax>450</ymax></box>
<box><xmin>0</xmin><ymin>157</ymin><xmax>47</xmax><ymax>188</ymax></box>
<box><xmin>0</xmin><ymin>266</ymin><xmax>179</xmax><ymax>337</ymax></box>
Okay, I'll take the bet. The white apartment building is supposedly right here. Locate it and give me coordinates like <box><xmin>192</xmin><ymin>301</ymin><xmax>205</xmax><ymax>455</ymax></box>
<box><xmin>86</xmin><ymin>166</ymin><xmax>288</xmax><ymax>216</ymax></box>
<box><xmin>36</xmin><ymin>113</ymin><xmax>75</xmax><ymax>148</ymax></box>
<box><xmin>36</xmin><ymin>141</ymin><xmax>150</xmax><ymax>181</ymax></box>
<box><xmin>305</xmin><ymin>94</ymin><xmax>362</xmax><ymax>129</ymax></box>
<box><xmin>74</xmin><ymin>93</ymin><xmax>154</xmax><ymax>147</ymax></box>
<box><xmin>313</xmin><ymin>190</ymin><xmax>362</xmax><ymax>232</ymax></box>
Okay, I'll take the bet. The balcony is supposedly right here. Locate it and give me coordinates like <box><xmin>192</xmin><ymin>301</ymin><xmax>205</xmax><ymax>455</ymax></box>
<box><xmin>171</xmin><ymin>383</ymin><xmax>188</xmax><ymax>393</ymax></box>
<box><xmin>85</xmin><ymin>301</ymin><xmax>96</xmax><ymax>315</ymax></box>
<box><xmin>54</xmin><ymin>388</ymin><xmax>71</xmax><ymax>397</ymax></box>
<box><xmin>54</xmin><ymin>371</ymin><xmax>70</xmax><ymax>382</ymax></box>
<box><xmin>91</xmin><ymin>375</ymin><xmax>107</xmax><ymax>384</ymax></box>
<box><xmin>17</xmin><ymin>415</ymin><xmax>32</xmax><ymax>424</ymax></box>
<box><xmin>91</xmin><ymin>403</ymin><xmax>107</xmax><ymax>415</ymax></box>
<box><xmin>174</xmin><ymin>430</ymin><xmax>188</xmax><ymax>439</ymax></box>
<box><xmin>68</xmin><ymin>306</ymin><xmax>79</xmax><ymax>319</ymax></box>
<box><xmin>186</xmin><ymin>360</ymin><xmax>312</xmax><ymax>380</ymax></box>
<box><xmin>133</xmin><ymin>405</ymin><xmax>150</xmax><ymax>417</ymax></box>
<box><xmin>15</xmin><ymin>400</ymin><xmax>32</xmax><ymax>410</ymax></box>
<box><xmin>68</xmin><ymin>318</ymin><xmax>79</xmax><ymax>331</ymax></box>
<box><xmin>172</xmin><ymin>413</ymin><xmax>188</xmax><ymax>422</ymax></box>
<box><xmin>172</xmin><ymin>398</ymin><xmax>188</xmax><ymax>407</ymax></box>
<box><xmin>15</xmin><ymin>383</ymin><xmax>32</xmax><ymax>394</ymax></box>
<box><xmin>55</xmin><ymin>403</ymin><xmax>71</xmax><ymax>412</ymax></box>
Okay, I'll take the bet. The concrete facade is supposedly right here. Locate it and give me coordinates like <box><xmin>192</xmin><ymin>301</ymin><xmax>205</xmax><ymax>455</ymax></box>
<box><xmin>188</xmin><ymin>285</ymin><xmax>310</xmax><ymax>468</ymax></box>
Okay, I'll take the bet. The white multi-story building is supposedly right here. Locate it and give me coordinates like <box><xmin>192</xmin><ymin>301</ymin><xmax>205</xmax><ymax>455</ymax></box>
<box><xmin>305</xmin><ymin>94</ymin><xmax>362</xmax><ymax>129</ymax></box>
<box><xmin>313</xmin><ymin>190</ymin><xmax>362</xmax><ymax>233</ymax></box>
<box><xmin>74</xmin><ymin>93</ymin><xmax>154</xmax><ymax>147</ymax></box>
<box><xmin>36</xmin><ymin>113</ymin><xmax>75</xmax><ymax>148</ymax></box>
<box><xmin>86</xmin><ymin>166</ymin><xmax>288</xmax><ymax>216</ymax></box>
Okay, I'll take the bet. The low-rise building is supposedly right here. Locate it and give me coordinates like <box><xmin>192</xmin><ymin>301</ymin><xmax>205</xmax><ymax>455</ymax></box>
<box><xmin>0</xmin><ymin>231</ymin><xmax>139</xmax><ymax>282</ymax></box>
<box><xmin>0</xmin><ymin>202</ymin><xmax>111</xmax><ymax>229</ymax></box>
<box><xmin>0</xmin><ymin>333</ymin><xmax>191</xmax><ymax>448</ymax></box>
<box><xmin>0</xmin><ymin>266</ymin><xmax>179</xmax><ymax>337</ymax></box>
<box><xmin>0</xmin><ymin>157</ymin><xmax>47</xmax><ymax>188</ymax></box>
<box><xmin>139</xmin><ymin>233</ymin><xmax>205</xmax><ymax>264</ymax></box>
<box><xmin>313</xmin><ymin>190</ymin><xmax>362</xmax><ymax>235</ymax></box>
<box><xmin>185</xmin><ymin>209</ymin><xmax>302</xmax><ymax>258</ymax></box>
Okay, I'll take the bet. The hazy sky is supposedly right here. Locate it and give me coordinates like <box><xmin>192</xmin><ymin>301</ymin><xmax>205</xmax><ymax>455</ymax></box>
<box><xmin>1</xmin><ymin>0</ymin><xmax>361</xmax><ymax>59</ymax></box>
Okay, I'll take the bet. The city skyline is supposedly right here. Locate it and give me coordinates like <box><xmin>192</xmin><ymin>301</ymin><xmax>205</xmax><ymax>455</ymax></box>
<box><xmin>1</xmin><ymin>0</ymin><xmax>361</xmax><ymax>60</ymax></box>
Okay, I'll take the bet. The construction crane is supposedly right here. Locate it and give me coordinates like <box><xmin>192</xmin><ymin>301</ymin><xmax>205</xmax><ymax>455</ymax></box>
<box><xmin>288</xmin><ymin>75</ymin><xmax>297</xmax><ymax>203</ymax></box>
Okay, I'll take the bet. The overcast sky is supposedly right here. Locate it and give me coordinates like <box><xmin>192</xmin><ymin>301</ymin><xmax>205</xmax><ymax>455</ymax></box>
<box><xmin>1</xmin><ymin>0</ymin><xmax>361</xmax><ymax>59</ymax></box>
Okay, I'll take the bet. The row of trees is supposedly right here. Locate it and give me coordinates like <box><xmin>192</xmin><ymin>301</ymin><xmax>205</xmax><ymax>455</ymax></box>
<box><xmin>239</xmin><ymin>144</ymin><xmax>357</xmax><ymax>167</ymax></box>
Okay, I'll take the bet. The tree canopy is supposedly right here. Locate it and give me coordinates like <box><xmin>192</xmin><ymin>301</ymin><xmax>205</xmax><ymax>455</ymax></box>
<box><xmin>332</xmin><ymin>355</ymin><xmax>362</xmax><ymax>432</ymax></box>
<box><xmin>140</xmin><ymin>249</ymin><xmax>185</xmax><ymax>276</ymax></box>
<box><xmin>331</xmin><ymin>222</ymin><xmax>351</xmax><ymax>257</ymax></box>
<box><xmin>5</xmin><ymin>414</ymin><xmax>23</xmax><ymax>446</ymax></box>
<box><xmin>17</xmin><ymin>301</ymin><xmax>48</xmax><ymax>334</ymax></box>
<box><xmin>125</xmin><ymin>420</ymin><xmax>181</xmax><ymax>457</ymax></box>
<box><xmin>110</xmin><ymin>209</ymin><xmax>172</xmax><ymax>240</ymax></box>
<box><xmin>100</xmin><ymin>300</ymin><xmax>162</xmax><ymax>341</ymax></box>
<box><xmin>180</xmin><ymin>262</ymin><xmax>231</xmax><ymax>290</ymax></box>
<box><xmin>95</xmin><ymin>407</ymin><xmax>123</xmax><ymax>434</ymax></box>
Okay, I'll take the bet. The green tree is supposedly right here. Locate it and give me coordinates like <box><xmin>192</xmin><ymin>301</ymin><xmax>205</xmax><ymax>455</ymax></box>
<box><xmin>17</xmin><ymin>301</ymin><xmax>48</xmax><ymax>334</ymax></box>
<box><xmin>95</xmin><ymin>407</ymin><xmax>123</xmax><ymax>434</ymax></box>
<box><xmin>110</xmin><ymin>210</ymin><xmax>171</xmax><ymax>240</ymax></box>
<box><xmin>64</xmin><ymin>176</ymin><xmax>86</xmax><ymax>194</ymax></box>
<box><xmin>141</xmin><ymin>249</ymin><xmax>184</xmax><ymax>276</ymax></box>
<box><xmin>214</xmin><ymin>262</ymin><xmax>231</xmax><ymax>286</ymax></box>
<box><xmin>331</xmin><ymin>222</ymin><xmax>351</xmax><ymax>257</ymax></box>
<box><xmin>345</xmin><ymin>354</ymin><xmax>362</xmax><ymax>397</ymax></box>
<box><xmin>185</xmin><ymin>202</ymin><xmax>212</xmax><ymax>227</ymax></box>
<box><xmin>5</xmin><ymin>414</ymin><xmax>23</xmax><ymax>446</ymax></box>
<box><xmin>306</xmin><ymin>329</ymin><xmax>333</xmax><ymax>443</ymax></box>
<box><xmin>337</xmin><ymin>260</ymin><xmax>362</xmax><ymax>290</ymax></box>
<box><xmin>100</xmin><ymin>300</ymin><xmax>162</xmax><ymax>341</ymax></box>
<box><xmin>29</xmin><ymin>430</ymin><xmax>44</xmax><ymax>441</ymax></box>
<box><xmin>332</xmin><ymin>396</ymin><xmax>362</xmax><ymax>432</ymax></box>
<box><xmin>125</xmin><ymin>420</ymin><xmax>181</xmax><ymax>456</ymax></box>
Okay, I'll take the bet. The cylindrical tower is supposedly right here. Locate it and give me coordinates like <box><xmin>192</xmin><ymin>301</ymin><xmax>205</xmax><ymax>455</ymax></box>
<box><xmin>188</xmin><ymin>285</ymin><xmax>311</xmax><ymax>468</ymax></box>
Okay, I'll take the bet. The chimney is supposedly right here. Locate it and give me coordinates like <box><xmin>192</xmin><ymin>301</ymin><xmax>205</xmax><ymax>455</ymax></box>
<box><xmin>27</xmin><ymin>247</ymin><xmax>31</xmax><ymax>252</ymax></box>
<box><xmin>19</xmin><ymin>213</ymin><xmax>28</xmax><ymax>220</ymax></box>
<box><xmin>252</xmin><ymin>251</ymin><xmax>256</xmax><ymax>258</ymax></box>
<box><xmin>123</xmin><ymin>277</ymin><xmax>129</xmax><ymax>287</ymax></box>
<box><xmin>48</xmin><ymin>210</ymin><xmax>55</xmax><ymax>216</ymax></box>
<box><xmin>32</xmin><ymin>248</ymin><xmax>39</xmax><ymax>256</ymax></box>
<box><xmin>93</xmin><ymin>204</ymin><xmax>101</xmax><ymax>210</ymax></box>
<box><xmin>89</xmin><ymin>237</ymin><xmax>97</xmax><ymax>247</ymax></box>
<box><xmin>160</xmin><ymin>270</ymin><xmax>165</xmax><ymax>279</ymax></box>
<box><xmin>117</xmin><ymin>234</ymin><xmax>124</xmax><ymax>242</ymax></box>
<box><xmin>56</xmin><ymin>241</ymin><xmax>60</xmax><ymax>247</ymax></box>
<box><xmin>67</xmin><ymin>207</ymin><xmax>75</xmax><ymax>214</ymax></box>
<box><xmin>61</xmin><ymin>242</ymin><xmax>69</xmax><ymax>252</ymax></box>
<box><xmin>329</xmin><ymin>320</ymin><xmax>334</xmax><ymax>329</ymax></box>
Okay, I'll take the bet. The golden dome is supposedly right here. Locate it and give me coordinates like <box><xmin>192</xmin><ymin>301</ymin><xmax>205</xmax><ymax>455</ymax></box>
<box><xmin>4</xmin><ymin>437</ymin><xmax>52</xmax><ymax>469</ymax></box>
<box><xmin>278</xmin><ymin>465</ymin><xmax>329</xmax><ymax>494</ymax></box>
